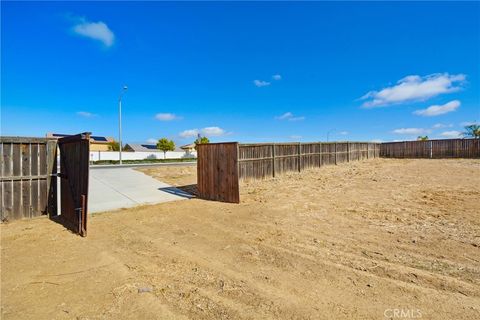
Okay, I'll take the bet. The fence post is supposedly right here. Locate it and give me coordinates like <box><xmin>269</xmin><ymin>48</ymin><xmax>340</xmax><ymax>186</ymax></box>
<box><xmin>334</xmin><ymin>143</ymin><xmax>337</xmax><ymax>165</ymax></box>
<box><xmin>429</xmin><ymin>141</ymin><xmax>433</xmax><ymax>159</ymax></box>
<box><xmin>298</xmin><ymin>143</ymin><xmax>302</xmax><ymax>172</ymax></box>
<box><xmin>319</xmin><ymin>142</ymin><xmax>322</xmax><ymax>167</ymax></box>
<box><xmin>46</xmin><ymin>140</ymin><xmax>58</xmax><ymax>217</ymax></box>
<box><xmin>237</xmin><ymin>143</ymin><xmax>240</xmax><ymax>179</ymax></box>
<box><xmin>367</xmin><ymin>143</ymin><xmax>369</xmax><ymax>159</ymax></box>
<box><xmin>272</xmin><ymin>143</ymin><xmax>276</xmax><ymax>178</ymax></box>
<box><xmin>347</xmin><ymin>142</ymin><xmax>350</xmax><ymax>162</ymax></box>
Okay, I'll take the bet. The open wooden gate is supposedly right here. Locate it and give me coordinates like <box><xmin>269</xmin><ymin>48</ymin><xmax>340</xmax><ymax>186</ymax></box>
<box><xmin>58</xmin><ymin>133</ymin><xmax>90</xmax><ymax>236</ymax></box>
<box><xmin>197</xmin><ymin>142</ymin><xmax>240</xmax><ymax>203</ymax></box>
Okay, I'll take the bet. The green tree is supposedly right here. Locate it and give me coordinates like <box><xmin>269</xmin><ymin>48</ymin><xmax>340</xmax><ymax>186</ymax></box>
<box><xmin>108</xmin><ymin>141</ymin><xmax>120</xmax><ymax>151</ymax></box>
<box><xmin>417</xmin><ymin>136</ymin><xmax>429</xmax><ymax>141</ymax></box>
<box><xmin>156</xmin><ymin>138</ymin><xmax>175</xmax><ymax>159</ymax></box>
<box><xmin>463</xmin><ymin>124</ymin><xmax>480</xmax><ymax>139</ymax></box>
<box><xmin>194</xmin><ymin>136</ymin><xmax>210</xmax><ymax>150</ymax></box>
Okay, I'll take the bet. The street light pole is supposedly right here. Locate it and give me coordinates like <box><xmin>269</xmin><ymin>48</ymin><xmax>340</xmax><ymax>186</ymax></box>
<box><xmin>118</xmin><ymin>85</ymin><xmax>128</xmax><ymax>165</ymax></box>
<box><xmin>327</xmin><ymin>129</ymin><xmax>336</xmax><ymax>142</ymax></box>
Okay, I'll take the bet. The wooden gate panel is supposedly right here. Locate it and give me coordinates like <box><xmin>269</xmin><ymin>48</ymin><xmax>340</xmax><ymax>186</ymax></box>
<box><xmin>197</xmin><ymin>143</ymin><xmax>240</xmax><ymax>203</ymax></box>
<box><xmin>58</xmin><ymin>133</ymin><xmax>90</xmax><ymax>236</ymax></box>
<box><xmin>1</xmin><ymin>137</ymin><xmax>56</xmax><ymax>221</ymax></box>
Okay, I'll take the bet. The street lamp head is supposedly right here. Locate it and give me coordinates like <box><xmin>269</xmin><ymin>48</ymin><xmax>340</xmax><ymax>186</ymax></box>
<box><xmin>123</xmin><ymin>85</ymin><xmax>128</xmax><ymax>91</ymax></box>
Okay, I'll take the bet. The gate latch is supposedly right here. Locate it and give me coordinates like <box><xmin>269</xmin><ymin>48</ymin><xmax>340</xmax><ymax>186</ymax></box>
<box><xmin>50</xmin><ymin>173</ymin><xmax>67</xmax><ymax>178</ymax></box>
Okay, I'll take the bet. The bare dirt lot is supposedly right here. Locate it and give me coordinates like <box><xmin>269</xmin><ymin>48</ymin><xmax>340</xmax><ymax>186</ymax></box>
<box><xmin>1</xmin><ymin>159</ymin><xmax>479</xmax><ymax>319</ymax></box>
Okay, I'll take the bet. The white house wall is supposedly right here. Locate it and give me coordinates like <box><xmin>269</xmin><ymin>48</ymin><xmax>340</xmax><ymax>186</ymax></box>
<box><xmin>90</xmin><ymin>151</ymin><xmax>197</xmax><ymax>161</ymax></box>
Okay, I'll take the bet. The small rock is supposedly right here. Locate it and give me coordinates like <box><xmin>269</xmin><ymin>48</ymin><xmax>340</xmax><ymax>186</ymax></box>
<box><xmin>138</xmin><ymin>287</ymin><xmax>152</xmax><ymax>293</ymax></box>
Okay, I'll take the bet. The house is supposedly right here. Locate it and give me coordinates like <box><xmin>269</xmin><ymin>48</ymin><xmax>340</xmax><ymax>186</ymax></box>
<box><xmin>124</xmin><ymin>143</ymin><xmax>185</xmax><ymax>152</ymax></box>
<box><xmin>46</xmin><ymin>133</ymin><xmax>114</xmax><ymax>151</ymax></box>
<box><xmin>180</xmin><ymin>143</ymin><xmax>196</xmax><ymax>153</ymax></box>
<box><xmin>124</xmin><ymin>144</ymin><xmax>159</xmax><ymax>152</ymax></box>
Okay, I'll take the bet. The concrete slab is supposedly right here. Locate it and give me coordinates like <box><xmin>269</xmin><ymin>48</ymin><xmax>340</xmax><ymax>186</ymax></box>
<box><xmin>89</xmin><ymin>167</ymin><xmax>191</xmax><ymax>213</ymax></box>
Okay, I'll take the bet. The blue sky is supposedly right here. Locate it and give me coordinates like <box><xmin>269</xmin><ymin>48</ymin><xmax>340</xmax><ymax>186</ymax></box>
<box><xmin>2</xmin><ymin>1</ymin><xmax>479</xmax><ymax>145</ymax></box>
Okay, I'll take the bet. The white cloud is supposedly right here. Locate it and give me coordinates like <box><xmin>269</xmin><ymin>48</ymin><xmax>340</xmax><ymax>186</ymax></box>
<box><xmin>253</xmin><ymin>80</ymin><xmax>271</xmax><ymax>87</ymax></box>
<box><xmin>272</xmin><ymin>74</ymin><xmax>282</xmax><ymax>81</ymax></box>
<box><xmin>413</xmin><ymin>100</ymin><xmax>460</xmax><ymax>117</ymax></box>
<box><xmin>460</xmin><ymin>121</ymin><xmax>478</xmax><ymax>126</ymax></box>
<box><xmin>440</xmin><ymin>130</ymin><xmax>462</xmax><ymax>138</ymax></box>
<box><xmin>201</xmin><ymin>127</ymin><xmax>225</xmax><ymax>137</ymax></box>
<box><xmin>276</xmin><ymin>112</ymin><xmax>294</xmax><ymax>120</ymax></box>
<box><xmin>361</xmin><ymin>73</ymin><xmax>466</xmax><ymax>107</ymax></box>
<box><xmin>370</xmin><ymin>139</ymin><xmax>383</xmax><ymax>143</ymax></box>
<box><xmin>432</xmin><ymin>123</ymin><xmax>453</xmax><ymax>129</ymax></box>
<box><xmin>146</xmin><ymin>138</ymin><xmax>157</xmax><ymax>144</ymax></box>
<box><xmin>72</xmin><ymin>17</ymin><xmax>115</xmax><ymax>47</ymax></box>
<box><xmin>276</xmin><ymin>112</ymin><xmax>293</xmax><ymax>120</ymax></box>
<box><xmin>339</xmin><ymin>131</ymin><xmax>349</xmax><ymax>135</ymax></box>
<box><xmin>392</xmin><ymin>128</ymin><xmax>431</xmax><ymax>135</ymax></box>
<box><xmin>155</xmin><ymin>113</ymin><xmax>181</xmax><ymax>121</ymax></box>
<box><xmin>76</xmin><ymin>111</ymin><xmax>97</xmax><ymax>118</ymax></box>
<box><xmin>179</xmin><ymin>129</ymin><xmax>199</xmax><ymax>138</ymax></box>
<box><xmin>275</xmin><ymin>112</ymin><xmax>305</xmax><ymax>121</ymax></box>
<box><xmin>179</xmin><ymin>126</ymin><xmax>227</xmax><ymax>138</ymax></box>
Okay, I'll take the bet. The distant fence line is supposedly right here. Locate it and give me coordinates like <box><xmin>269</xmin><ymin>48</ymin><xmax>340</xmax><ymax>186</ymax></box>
<box><xmin>380</xmin><ymin>139</ymin><xmax>479</xmax><ymax>159</ymax></box>
<box><xmin>238</xmin><ymin>142</ymin><xmax>380</xmax><ymax>180</ymax></box>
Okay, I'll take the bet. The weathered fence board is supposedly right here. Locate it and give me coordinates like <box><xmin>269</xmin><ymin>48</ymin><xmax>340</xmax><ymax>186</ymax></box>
<box><xmin>380</xmin><ymin>139</ymin><xmax>479</xmax><ymax>159</ymax></box>
<box><xmin>197</xmin><ymin>142</ymin><xmax>240</xmax><ymax>203</ymax></box>
<box><xmin>0</xmin><ymin>137</ymin><xmax>57</xmax><ymax>221</ymax></box>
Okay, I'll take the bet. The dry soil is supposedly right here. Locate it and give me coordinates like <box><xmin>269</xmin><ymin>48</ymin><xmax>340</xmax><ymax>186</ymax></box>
<box><xmin>1</xmin><ymin>159</ymin><xmax>479</xmax><ymax>319</ymax></box>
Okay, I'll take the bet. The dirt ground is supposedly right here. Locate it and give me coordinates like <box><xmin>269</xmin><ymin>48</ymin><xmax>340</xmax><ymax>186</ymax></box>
<box><xmin>1</xmin><ymin>159</ymin><xmax>479</xmax><ymax>320</ymax></box>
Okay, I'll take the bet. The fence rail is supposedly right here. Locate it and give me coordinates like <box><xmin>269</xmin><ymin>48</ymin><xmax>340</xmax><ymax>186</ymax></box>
<box><xmin>238</xmin><ymin>142</ymin><xmax>380</xmax><ymax>180</ymax></box>
<box><xmin>380</xmin><ymin>139</ymin><xmax>480</xmax><ymax>159</ymax></box>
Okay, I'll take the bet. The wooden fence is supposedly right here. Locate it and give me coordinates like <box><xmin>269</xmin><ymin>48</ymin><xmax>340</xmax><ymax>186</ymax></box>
<box><xmin>197</xmin><ymin>142</ymin><xmax>380</xmax><ymax>202</ymax></box>
<box><xmin>1</xmin><ymin>137</ymin><xmax>57</xmax><ymax>221</ymax></box>
<box><xmin>238</xmin><ymin>142</ymin><xmax>380</xmax><ymax>180</ymax></box>
<box><xmin>380</xmin><ymin>139</ymin><xmax>480</xmax><ymax>159</ymax></box>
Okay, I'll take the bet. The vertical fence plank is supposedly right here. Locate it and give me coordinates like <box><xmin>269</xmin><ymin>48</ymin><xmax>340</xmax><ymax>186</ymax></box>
<box><xmin>298</xmin><ymin>143</ymin><xmax>301</xmax><ymax>172</ymax></box>
<box><xmin>272</xmin><ymin>144</ymin><xmax>276</xmax><ymax>178</ymax></box>
<box><xmin>47</xmin><ymin>140</ymin><xmax>57</xmax><ymax>216</ymax></box>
